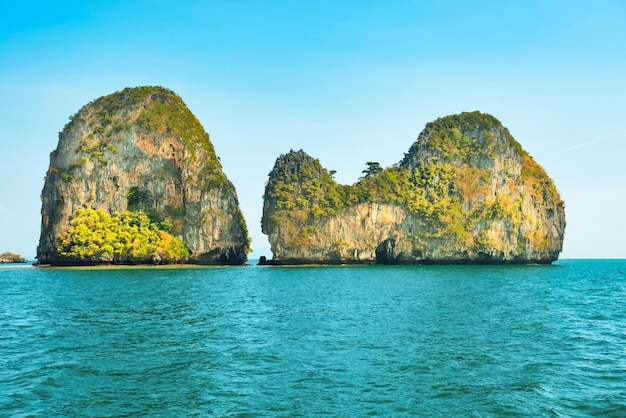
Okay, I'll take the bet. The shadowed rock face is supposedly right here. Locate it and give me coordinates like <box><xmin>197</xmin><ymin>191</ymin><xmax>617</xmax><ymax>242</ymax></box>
<box><xmin>37</xmin><ymin>86</ymin><xmax>249</xmax><ymax>265</ymax></box>
<box><xmin>262</xmin><ymin>112</ymin><xmax>565</xmax><ymax>265</ymax></box>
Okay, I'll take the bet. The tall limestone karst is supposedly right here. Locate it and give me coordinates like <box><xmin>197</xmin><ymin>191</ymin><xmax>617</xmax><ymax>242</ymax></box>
<box><xmin>262</xmin><ymin>111</ymin><xmax>565</xmax><ymax>264</ymax></box>
<box><xmin>37</xmin><ymin>86</ymin><xmax>249</xmax><ymax>265</ymax></box>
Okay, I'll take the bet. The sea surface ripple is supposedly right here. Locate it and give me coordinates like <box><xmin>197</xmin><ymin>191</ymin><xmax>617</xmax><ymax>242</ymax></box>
<box><xmin>1</xmin><ymin>259</ymin><xmax>625</xmax><ymax>416</ymax></box>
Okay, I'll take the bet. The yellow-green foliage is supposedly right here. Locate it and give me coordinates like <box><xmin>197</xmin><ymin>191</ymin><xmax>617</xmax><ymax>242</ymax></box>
<box><xmin>521</xmin><ymin>153</ymin><xmax>562</xmax><ymax>207</ymax></box>
<box><xmin>263</xmin><ymin>152</ymin><xmax>485</xmax><ymax>235</ymax></box>
<box><xmin>58</xmin><ymin>208</ymin><xmax>189</xmax><ymax>262</ymax></box>
<box><xmin>262</xmin><ymin>150</ymin><xmax>349</xmax><ymax>228</ymax></box>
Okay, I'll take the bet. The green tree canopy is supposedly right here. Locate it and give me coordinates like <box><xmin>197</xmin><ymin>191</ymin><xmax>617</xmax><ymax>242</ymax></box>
<box><xmin>361</xmin><ymin>161</ymin><xmax>383</xmax><ymax>178</ymax></box>
<box><xmin>58</xmin><ymin>208</ymin><xmax>189</xmax><ymax>263</ymax></box>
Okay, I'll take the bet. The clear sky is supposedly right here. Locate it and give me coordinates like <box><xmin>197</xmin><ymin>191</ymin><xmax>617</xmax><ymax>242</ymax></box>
<box><xmin>1</xmin><ymin>0</ymin><xmax>625</xmax><ymax>259</ymax></box>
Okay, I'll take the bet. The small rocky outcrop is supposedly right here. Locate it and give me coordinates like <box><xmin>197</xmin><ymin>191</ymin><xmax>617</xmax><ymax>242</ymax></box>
<box><xmin>37</xmin><ymin>86</ymin><xmax>249</xmax><ymax>265</ymax></box>
<box><xmin>262</xmin><ymin>112</ymin><xmax>565</xmax><ymax>264</ymax></box>
<box><xmin>0</xmin><ymin>252</ymin><xmax>28</xmax><ymax>263</ymax></box>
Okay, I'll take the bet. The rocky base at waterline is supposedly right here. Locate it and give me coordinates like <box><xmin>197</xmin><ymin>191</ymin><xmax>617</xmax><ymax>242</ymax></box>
<box><xmin>257</xmin><ymin>255</ymin><xmax>556</xmax><ymax>266</ymax></box>
<box><xmin>37</xmin><ymin>86</ymin><xmax>250</xmax><ymax>266</ymax></box>
<box><xmin>0</xmin><ymin>252</ymin><xmax>28</xmax><ymax>263</ymax></box>
<box><xmin>261</xmin><ymin>112</ymin><xmax>566</xmax><ymax>265</ymax></box>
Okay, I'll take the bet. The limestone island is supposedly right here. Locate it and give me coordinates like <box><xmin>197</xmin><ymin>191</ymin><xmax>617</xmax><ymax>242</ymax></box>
<box><xmin>0</xmin><ymin>252</ymin><xmax>28</xmax><ymax>263</ymax></box>
<box><xmin>261</xmin><ymin>111</ymin><xmax>565</xmax><ymax>265</ymax></box>
<box><xmin>37</xmin><ymin>86</ymin><xmax>249</xmax><ymax>266</ymax></box>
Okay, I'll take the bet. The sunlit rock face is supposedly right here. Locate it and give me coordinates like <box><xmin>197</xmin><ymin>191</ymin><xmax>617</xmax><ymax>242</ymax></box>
<box><xmin>37</xmin><ymin>86</ymin><xmax>249</xmax><ymax>265</ymax></box>
<box><xmin>262</xmin><ymin>112</ymin><xmax>565</xmax><ymax>264</ymax></box>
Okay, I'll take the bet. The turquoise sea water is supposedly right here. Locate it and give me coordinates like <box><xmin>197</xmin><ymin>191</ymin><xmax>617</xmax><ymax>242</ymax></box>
<box><xmin>1</xmin><ymin>260</ymin><xmax>625</xmax><ymax>417</ymax></box>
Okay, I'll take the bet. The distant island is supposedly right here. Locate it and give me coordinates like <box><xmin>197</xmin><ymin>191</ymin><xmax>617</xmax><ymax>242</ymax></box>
<box><xmin>37</xmin><ymin>86</ymin><xmax>249</xmax><ymax>266</ymax></box>
<box><xmin>0</xmin><ymin>252</ymin><xmax>28</xmax><ymax>263</ymax></box>
<box><xmin>261</xmin><ymin>111</ymin><xmax>566</xmax><ymax>265</ymax></box>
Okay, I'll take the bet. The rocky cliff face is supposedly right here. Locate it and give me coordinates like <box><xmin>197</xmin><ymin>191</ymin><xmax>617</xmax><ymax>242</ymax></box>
<box><xmin>262</xmin><ymin>112</ymin><xmax>565</xmax><ymax>264</ymax></box>
<box><xmin>37</xmin><ymin>86</ymin><xmax>249</xmax><ymax>265</ymax></box>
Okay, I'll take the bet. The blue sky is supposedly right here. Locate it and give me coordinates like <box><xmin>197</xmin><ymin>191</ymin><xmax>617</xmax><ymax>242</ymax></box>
<box><xmin>1</xmin><ymin>0</ymin><xmax>625</xmax><ymax>259</ymax></box>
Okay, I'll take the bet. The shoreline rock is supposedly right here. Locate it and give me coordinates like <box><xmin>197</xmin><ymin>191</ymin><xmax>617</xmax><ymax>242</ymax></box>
<box><xmin>0</xmin><ymin>252</ymin><xmax>28</xmax><ymax>263</ymax></box>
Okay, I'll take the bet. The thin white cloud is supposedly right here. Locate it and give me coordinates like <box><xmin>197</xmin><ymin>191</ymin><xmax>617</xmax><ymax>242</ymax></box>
<box><xmin>569</xmin><ymin>129</ymin><xmax>626</xmax><ymax>150</ymax></box>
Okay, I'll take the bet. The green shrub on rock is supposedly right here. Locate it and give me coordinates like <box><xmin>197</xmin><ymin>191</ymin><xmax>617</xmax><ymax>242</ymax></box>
<box><xmin>58</xmin><ymin>208</ymin><xmax>189</xmax><ymax>263</ymax></box>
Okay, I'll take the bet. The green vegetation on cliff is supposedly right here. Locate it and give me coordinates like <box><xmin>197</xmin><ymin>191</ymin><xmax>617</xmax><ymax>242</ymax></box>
<box><xmin>262</xmin><ymin>151</ymin><xmax>482</xmax><ymax>241</ymax></box>
<box><xmin>262</xmin><ymin>111</ymin><xmax>565</xmax><ymax>258</ymax></box>
<box><xmin>126</xmin><ymin>186</ymin><xmax>186</xmax><ymax>236</ymax></box>
<box><xmin>402</xmin><ymin>111</ymin><xmax>520</xmax><ymax>164</ymax></box>
<box><xmin>58</xmin><ymin>208</ymin><xmax>189</xmax><ymax>262</ymax></box>
<box><xmin>59</xmin><ymin>86</ymin><xmax>229</xmax><ymax>192</ymax></box>
<box><xmin>263</xmin><ymin>150</ymin><xmax>348</xmax><ymax>225</ymax></box>
<box><xmin>67</xmin><ymin>86</ymin><xmax>216</xmax><ymax>157</ymax></box>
